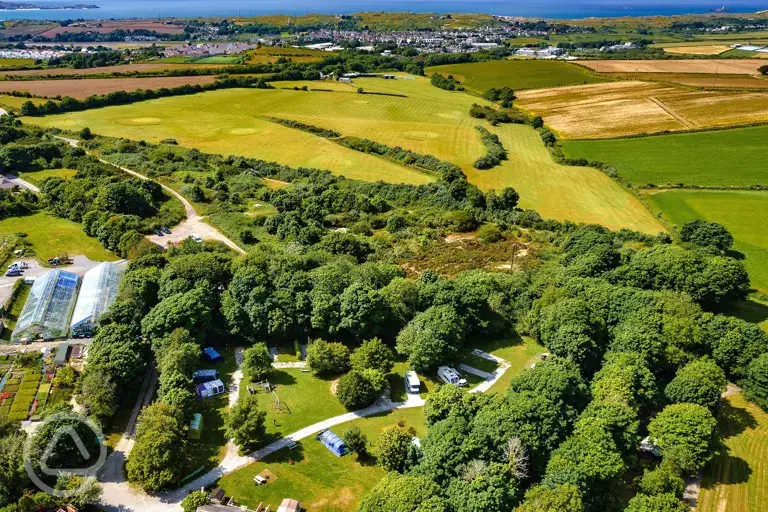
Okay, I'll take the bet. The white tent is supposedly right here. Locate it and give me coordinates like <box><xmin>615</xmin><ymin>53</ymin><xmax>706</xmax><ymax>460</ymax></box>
<box><xmin>196</xmin><ymin>379</ymin><xmax>225</xmax><ymax>399</ymax></box>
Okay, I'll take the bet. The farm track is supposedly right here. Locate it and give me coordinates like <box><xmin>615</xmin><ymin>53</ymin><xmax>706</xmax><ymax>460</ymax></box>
<box><xmin>55</xmin><ymin>136</ymin><xmax>246</xmax><ymax>254</ymax></box>
<box><xmin>648</xmin><ymin>96</ymin><xmax>696</xmax><ymax>128</ymax></box>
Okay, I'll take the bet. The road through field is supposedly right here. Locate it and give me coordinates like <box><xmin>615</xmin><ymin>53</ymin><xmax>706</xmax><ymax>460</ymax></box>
<box><xmin>56</xmin><ymin>136</ymin><xmax>245</xmax><ymax>254</ymax></box>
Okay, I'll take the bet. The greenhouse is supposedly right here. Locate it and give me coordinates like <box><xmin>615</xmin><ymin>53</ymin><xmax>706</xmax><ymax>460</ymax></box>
<box><xmin>70</xmin><ymin>262</ymin><xmax>125</xmax><ymax>336</ymax></box>
<box><xmin>12</xmin><ymin>270</ymin><xmax>79</xmax><ymax>343</ymax></box>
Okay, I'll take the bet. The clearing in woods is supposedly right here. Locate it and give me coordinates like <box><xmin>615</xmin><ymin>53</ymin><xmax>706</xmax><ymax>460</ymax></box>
<box><xmin>28</xmin><ymin>75</ymin><xmax>664</xmax><ymax>233</ymax></box>
<box><xmin>560</xmin><ymin>124</ymin><xmax>768</xmax><ymax>188</ymax></box>
<box><xmin>646</xmin><ymin>189</ymin><xmax>768</xmax><ymax>291</ymax></box>
<box><xmin>425</xmin><ymin>59</ymin><xmax>611</xmax><ymax>93</ymax></box>
<box><xmin>697</xmin><ymin>393</ymin><xmax>768</xmax><ymax>512</ymax></box>
<box><xmin>577</xmin><ymin>59</ymin><xmax>767</xmax><ymax>74</ymax></box>
<box><xmin>515</xmin><ymin>81</ymin><xmax>768</xmax><ymax>139</ymax></box>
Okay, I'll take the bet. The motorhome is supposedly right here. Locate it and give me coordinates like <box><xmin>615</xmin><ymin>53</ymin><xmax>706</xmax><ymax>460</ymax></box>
<box><xmin>405</xmin><ymin>371</ymin><xmax>421</xmax><ymax>394</ymax></box>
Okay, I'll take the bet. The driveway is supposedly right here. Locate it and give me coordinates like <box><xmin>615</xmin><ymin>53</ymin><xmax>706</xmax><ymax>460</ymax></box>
<box><xmin>1</xmin><ymin>171</ymin><xmax>39</xmax><ymax>193</ymax></box>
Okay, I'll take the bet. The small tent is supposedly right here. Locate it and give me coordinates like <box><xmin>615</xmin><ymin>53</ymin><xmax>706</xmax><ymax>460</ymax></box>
<box><xmin>188</xmin><ymin>413</ymin><xmax>203</xmax><ymax>440</ymax></box>
<box><xmin>317</xmin><ymin>429</ymin><xmax>346</xmax><ymax>457</ymax></box>
<box><xmin>192</xmin><ymin>369</ymin><xmax>218</xmax><ymax>383</ymax></box>
<box><xmin>202</xmin><ymin>347</ymin><xmax>223</xmax><ymax>362</ymax></box>
<box><xmin>196</xmin><ymin>379</ymin><xmax>225</xmax><ymax>399</ymax></box>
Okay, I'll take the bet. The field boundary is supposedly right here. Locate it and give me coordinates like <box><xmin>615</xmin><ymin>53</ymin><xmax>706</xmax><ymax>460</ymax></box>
<box><xmin>648</xmin><ymin>96</ymin><xmax>696</xmax><ymax>128</ymax></box>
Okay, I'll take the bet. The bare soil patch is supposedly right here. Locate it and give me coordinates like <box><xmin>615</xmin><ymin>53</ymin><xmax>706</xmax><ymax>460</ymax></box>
<box><xmin>0</xmin><ymin>76</ymin><xmax>217</xmax><ymax>99</ymax></box>
<box><xmin>0</xmin><ymin>63</ymin><xmax>226</xmax><ymax>78</ymax></box>
<box><xmin>578</xmin><ymin>59</ymin><xmax>766</xmax><ymax>75</ymax></box>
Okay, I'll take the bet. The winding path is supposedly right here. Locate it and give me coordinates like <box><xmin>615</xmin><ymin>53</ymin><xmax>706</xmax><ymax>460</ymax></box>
<box><xmin>55</xmin><ymin>136</ymin><xmax>245</xmax><ymax>254</ymax></box>
<box><xmin>95</xmin><ymin>350</ymin><xmax>517</xmax><ymax>512</ymax></box>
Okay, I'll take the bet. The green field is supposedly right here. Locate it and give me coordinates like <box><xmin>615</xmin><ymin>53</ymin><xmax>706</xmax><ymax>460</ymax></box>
<box><xmin>218</xmin><ymin>408</ymin><xmax>425</xmax><ymax>512</ymax></box>
<box><xmin>561</xmin><ymin>125</ymin><xmax>768</xmax><ymax>188</ymax></box>
<box><xmin>647</xmin><ymin>190</ymin><xmax>768</xmax><ymax>291</ymax></box>
<box><xmin>1</xmin><ymin>284</ymin><xmax>30</xmax><ymax>343</ymax></box>
<box><xmin>17</xmin><ymin>168</ymin><xmax>77</xmax><ymax>187</ymax></box>
<box><xmin>28</xmin><ymin>76</ymin><xmax>664</xmax><ymax>234</ymax></box>
<box><xmin>0</xmin><ymin>58</ymin><xmax>34</xmax><ymax>68</ymax></box>
<box><xmin>0</xmin><ymin>212</ymin><xmax>116</xmax><ymax>262</ymax></box>
<box><xmin>194</xmin><ymin>55</ymin><xmax>244</xmax><ymax>64</ymax></box>
<box><xmin>698</xmin><ymin>393</ymin><xmax>768</xmax><ymax>512</ymax></box>
<box><xmin>425</xmin><ymin>60</ymin><xmax>611</xmax><ymax>93</ymax></box>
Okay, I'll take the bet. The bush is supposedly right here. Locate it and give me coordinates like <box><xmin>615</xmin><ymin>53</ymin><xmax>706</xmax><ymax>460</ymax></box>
<box><xmin>306</xmin><ymin>339</ymin><xmax>351</xmax><ymax>375</ymax></box>
<box><xmin>343</xmin><ymin>426</ymin><xmax>368</xmax><ymax>457</ymax></box>
<box><xmin>350</xmin><ymin>338</ymin><xmax>395</xmax><ymax>373</ymax></box>
<box><xmin>336</xmin><ymin>369</ymin><xmax>386</xmax><ymax>410</ymax></box>
<box><xmin>477</xmin><ymin>224</ymin><xmax>503</xmax><ymax>243</ymax></box>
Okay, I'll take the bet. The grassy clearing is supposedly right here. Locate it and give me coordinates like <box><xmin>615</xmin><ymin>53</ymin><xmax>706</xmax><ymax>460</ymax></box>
<box><xmin>698</xmin><ymin>393</ymin><xmax>768</xmax><ymax>512</ymax></box>
<box><xmin>561</xmin><ymin>125</ymin><xmax>768</xmax><ymax>188</ymax></box>
<box><xmin>0</xmin><ymin>212</ymin><xmax>116</xmax><ymax>262</ymax></box>
<box><xmin>240</xmin><ymin>368</ymin><xmax>347</xmax><ymax>445</ymax></box>
<box><xmin>29</xmin><ymin>76</ymin><xmax>662</xmax><ymax>233</ymax></box>
<box><xmin>218</xmin><ymin>407</ymin><xmax>425</xmax><ymax>512</ymax></box>
<box><xmin>1</xmin><ymin>284</ymin><xmax>30</xmax><ymax>343</ymax></box>
<box><xmin>0</xmin><ymin>94</ymin><xmax>45</xmax><ymax>110</ymax></box>
<box><xmin>17</xmin><ymin>168</ymin><xmax>76</xmax><ymax>186</ymax></box>
<box><xmin>516</xmin><ymin>80</ymin><xmax>768</xmax><ymax>139</ymax></box>
<box><xmin>0</xmin><ymin>58</ymin><xmax>34</xmax><ymax>67</ymax></box>
<box><xmin>646</xmin><ymin>190</ymin><xmax>768</xmax><ymax>292</ymax></box>
<box><xmin>477</xmin><ymin>336</ymin><xmax>548</xmax><ymax>394</ymax></box>
<box><xmin>425</xmin><ymin>59</ymin><xmax>610</xmax><ymax>93</ymax></box>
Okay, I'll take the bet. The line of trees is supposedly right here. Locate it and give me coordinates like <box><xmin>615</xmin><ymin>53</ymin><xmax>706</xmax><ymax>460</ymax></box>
<box><xmin>430</xmin><ymin>73</ymin><xmax>464</xmax><ymax>91</ymax></box>
<box><xmin>473</xmin><ymin>126</ymin><xmax>507</xmax><ymax>170</ymax></box>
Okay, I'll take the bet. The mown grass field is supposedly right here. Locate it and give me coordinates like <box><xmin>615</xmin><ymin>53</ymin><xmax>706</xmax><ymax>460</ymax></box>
<box><xmin>516</xmin><ymin>80</ymin><xmax>768</xmax><ymax>139</ymax></box>
<box><xmin>0</xmin><ymin>212</ymin><xmax>116</xmax><ymax>261</ymax></box>
<box><xmin>647</xmin><ymin>190</ymin><xmax>768</xmax><ymax>291</ymax></box>
<box><xmin>425</xmin><ymin>59</ymin><xmax>610</xmax><ymax>93</ymax></box>
<box><xmin>698</xmin><ymin>393</ymin><xmax>768</xmax><ymax>512</ymax></box>
<box><xmin>0</xmin><ymin>58</ymin><xmax>34</xmax><ymax>67</ymax></box>
<box><xmin>218</xmin><ymin>408</ymin><xmax>426</xmax><ymax>512</ymax></box>
<box><xmin>17</xmin><ymin>168</ymin><xmax>76</xmax><ymax>186</ymax></box>
<box><xmin>29</xmin><ymin>75</ymin><xmax>663</xmax><ymax>233</ymax></box>
<box><xmin>561</xmin><ymin>125</ymin><xmax>768</xmax><ymax>188</ymax></box>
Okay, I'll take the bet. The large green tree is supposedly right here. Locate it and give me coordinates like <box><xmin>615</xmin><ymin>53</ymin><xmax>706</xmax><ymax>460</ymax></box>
<box><xmin>647</xmin><ymin>403</ymin><xmax>718</xmax><ymax>473</ymax></box>
<box><xmin>126</xmin><ymin>403</ymin><xmax>187</xmax><ymax>492</ymax></box>
<box><xmin>226</xmin><ymin>394</ymin><xmax>267</xmax><ymax>452</ymax></box>
<box><xmin>375</xmin><ymin>426</ymin><xmax>413</xmax><ymax>473</ymax></box>
<box><xmin>664</xmin><ymin>358</ymin><xmax>726</xmax><ymax>409</ymax></box>
<box><xmin>242</xmin><ymin>343</ymin><xmax>273</xmax><ymax>382</ymax></box>
<box><xmin>396</xmin><ymin>305</ymin><xmax>466</xmax><ymax>372</ymax></box>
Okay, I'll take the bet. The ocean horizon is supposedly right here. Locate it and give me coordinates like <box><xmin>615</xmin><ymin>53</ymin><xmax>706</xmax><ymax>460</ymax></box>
<box><xmin>0</xmin><ymin>0</ymin><xmax>766</xmax><ymax>21</ymax></box>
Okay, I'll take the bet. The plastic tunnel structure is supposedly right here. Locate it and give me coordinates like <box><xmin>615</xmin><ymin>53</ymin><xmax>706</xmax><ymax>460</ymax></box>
<box><xmin>11</xmin><ymin>270</ymin><xmax>79</xmax><ymax>343</ymax></box>
<box><xmin>69</xmin><ymin>262</ymin><xmax>125</xmax><ymax>336</ymax></box>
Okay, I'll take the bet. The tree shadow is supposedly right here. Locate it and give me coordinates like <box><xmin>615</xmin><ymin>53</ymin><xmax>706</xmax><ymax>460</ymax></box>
<box><xmin>702</xmin><ymin>454</ymin><xmax>752</xmax><ymax>488</ymax></box>
<box><xmin>270</xmin><ymin>370</ymin><xmax>297</xmax><ymax>386</ymax></box>
<box><xmin>717</xmin><ymin>299</ymin><xmax>768</xmax><ymax>326</ymax></box>
<box><xmin>263</xmin><ymin>443</ymin><xmax>306</xmax><ymax>464</ymax></box>
<box><xmin>726</xmin><ymin>249</ymin><xmax>746</xmax><ymax>261</ymax></box>
<box><xmin>719</xmin><ymin>399</ymin><xmax>758</xmax><ymax>439</ymax></box>
<box><xmin>478</xmin><ymin>333</ymin><xmax>525</xmax><ymax>353</ymax></box>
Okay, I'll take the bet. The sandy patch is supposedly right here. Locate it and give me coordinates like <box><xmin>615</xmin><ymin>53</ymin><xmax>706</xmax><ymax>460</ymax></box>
<box><xmin>118</xmin><ymin>117</ymin><xmax>162</xmax><ymax>126</ymax></box>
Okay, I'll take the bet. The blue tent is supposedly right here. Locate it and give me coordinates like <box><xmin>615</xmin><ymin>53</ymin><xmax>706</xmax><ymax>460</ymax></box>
<box><xmin>193</xmin><ymin>369</ymin><xmax>218</xmax><ymax>383</ymax></box>
<box><xmin>317</xmin><ymin>429</ymin><xmax>346</xmax><ymax>457</ymax></box>
<box><xmin>203</xmin><ymin>347</ymin><xmax>223</xmax><ymax>362</ymax></box>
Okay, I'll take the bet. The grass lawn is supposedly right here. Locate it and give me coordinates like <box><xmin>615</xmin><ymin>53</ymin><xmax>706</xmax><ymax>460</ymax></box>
<box><xmin>478</xmin><ymin>336</ymin><xmax>548</xmax><ymax>394</ymax></box>
<box><xmin>194</xmin><ymin>55</ymin><xmax>244</xmax><ymax>64</ymax></box>
<box><xmin>698</xmin><ymin>393</ymin><xmax>768</xmax><ymax>512</ymax></box>
<box><xmin>240</xmin><ymin>368</ymin><xmax>347</xmax><ymax>446</ymax></box>
<box><xmin>0</xmin><ymin>58</ymin><xmax>34</xmax><ymax>67</ymax></box>
<box><xmin>217</xmin><ymin>407</ymin><xmax>425</xmax><ymax>512</ymax></box>
<box><xmin>17</xmin><ymin>168</ymin><xmax>77</xmax><ymax>187</ymax></box>
<box><xmin>561</xmin><ymin>125</ymin><xmax>768</xmax><ymax>188</ymax></box>
<box><xmin>1</xmin><ymin>283</ymin><xmax>30</xmax><ymax>343</ymax></box>
<box><xmin>646</xmin><ymin>190</ymin><xmax>768</xmax><ymax>291</ymax></box>
<box><xmin>0</xmin><ymin>212</ymin><xmax>116</xmax><ymax>262</ymax></box>
<box><xmin>425</xmin><ymin>60</ymin><xmax>611</xmax><ymax>93</ymax></box>
<box><xmin>28</xmin><ymin>75</ymin><xmax>662</xmax><ymax>234</ymax></box>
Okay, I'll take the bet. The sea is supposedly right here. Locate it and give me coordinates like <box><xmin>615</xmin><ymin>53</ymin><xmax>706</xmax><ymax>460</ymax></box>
<box><xmin>0</xmin><ymin>0</ymin><xmax>766</xmax><ymax>21</ymax></box>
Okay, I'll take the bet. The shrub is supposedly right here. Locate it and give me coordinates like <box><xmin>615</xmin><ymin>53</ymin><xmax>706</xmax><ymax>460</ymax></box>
<box><xmin>343</xmin><ymin>426</ymin><xmax>368</xmax><ymax>457</ymax></box>
<box><xmin>306</xmin><ymin>339</ymin><xmax>350</xmax><ymax>375</ymax></box>
<box><xmin>336</xmin><ymin>369</ymin><xmax>385</xmax><ymax>410</ymax></box>
<box><xmin>477</xmin><ymin>224</ymin><xmax>503</xmax><ymax>243</ymax></box>
<box><xmin>350</xmin><ymin>338</ymin><xmax>395</xmax><ymax>373</ymax></box>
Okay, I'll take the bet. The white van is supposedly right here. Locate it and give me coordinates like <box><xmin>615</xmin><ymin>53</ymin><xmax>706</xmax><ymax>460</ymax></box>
<box><xmin>437</xmin><ymin>366</ymin><xmax>467</xmax><ymax>387</ymax></box>
<box><xmin>405</xmin><ymin>371</ymin><xmax>421</xmax><ymax>394</ymax></box>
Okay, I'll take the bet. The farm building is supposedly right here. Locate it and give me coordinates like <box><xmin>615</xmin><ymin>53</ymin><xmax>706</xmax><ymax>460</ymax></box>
<box><xmin>196</xmin><ymin>379</ymin><xmax>225</xmax><ymax>399</ymax></box>
<box><xmin>11</xmin><ymin>270</ymin><xmax>79</xmax><ymax>343</ymax></box>
<box><xmin>203</xmin><ymin>347</ymin><xmax>223</xmax><ymax>362</ymax></box>
<box><xmin>188</xmin><ymin>412</ymin><xmax>203</xmax><ymax>440</ymax></box>
<box><xmin>317</xmin><ymin>429</ymin><xmax>346</xmax><ymax>456</ymax></box>
<box><xmin>69</xmin><ymin>262</ymin><xmax>125</xmax><ymax>336</ymax></box>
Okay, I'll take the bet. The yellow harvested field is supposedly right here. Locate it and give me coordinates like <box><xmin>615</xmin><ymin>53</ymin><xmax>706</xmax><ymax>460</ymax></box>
<box><xmin>578</xmin><ymin>59</ymin><xmax>767</xmax><ymax>74</ymax></box>
<box><xmin>663</xmin><ymin>45</ymin><xmax>731</xmax><ymax>55</ymax></box>
<box><xmin>610</xmin><ymin>73</ymin><xmax>768</xmax><ymax>90</ymax></box>
<box><xmin>516</xmin><ymin>80</ymin><xmax>768</xmax><ymax>139</ymax></box>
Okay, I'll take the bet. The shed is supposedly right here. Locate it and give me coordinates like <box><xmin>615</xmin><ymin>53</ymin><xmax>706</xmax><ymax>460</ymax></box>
<box><xmin>317</xmin><ymin>429</ymin><xmax>346</xmax><ymax>457</ymax></box>
<box><xmin>196</xmin><ymin>379</ymin><xmax>225</xmax><ymax>399</ymax></box>
<box><xmin>53</xmin><ymin>343</ymin><xmax>69</xmax><ymax>367</ymax></box>
<box><xmin>192</xmin><ymin>369</ymin><xmax>218</xmax><ymax>383</ymax></box>
<box><xmin>203</xmin><ymin>347</ymin><xmax>223</xmax><ymax>362</ymax></box>
<box><xmin>188</xmin><ymin>412</ymin><xmax>203</xmax><ymax>440</ymax></box>
<box><xmin>277</xmin><ymin>498</ymin><xmax>301</xmax><ymax>512</ymax></box>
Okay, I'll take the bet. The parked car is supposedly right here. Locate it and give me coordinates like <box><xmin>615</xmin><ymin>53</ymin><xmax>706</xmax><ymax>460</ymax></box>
<box><xmin>154</xmin><ymin>229</ymin><xmax>163</xmax><ymax>236</ymax></box>
<box><xmin>5</xmin><ymin>269</ymin><xmax>21</xmax><ymax>277</ymax></box>
<box><xmin>437</xmin><ymin>366</ymin><xmax>467</xmax><ymax>387</ymax></box>
<box><xmin>190</xmin><ymin>233</ymin><xmax>203</xmax><ymax>243</ymax></box>
<box><xmin>161</xmin><ymin>226</ymin><xmax>171</xmax><ymax>234</ymax></box>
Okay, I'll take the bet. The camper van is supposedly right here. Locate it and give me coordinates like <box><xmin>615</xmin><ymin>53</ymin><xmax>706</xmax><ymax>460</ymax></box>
<box><xmin>437</xmin><ymin>366</ymin><xmax>467</xmax><ymax>387</ymax></box>
<box><xmin>405</xmin><ymin>371</ymin><xmax>421</xmax><ymax>394</ymax></box>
